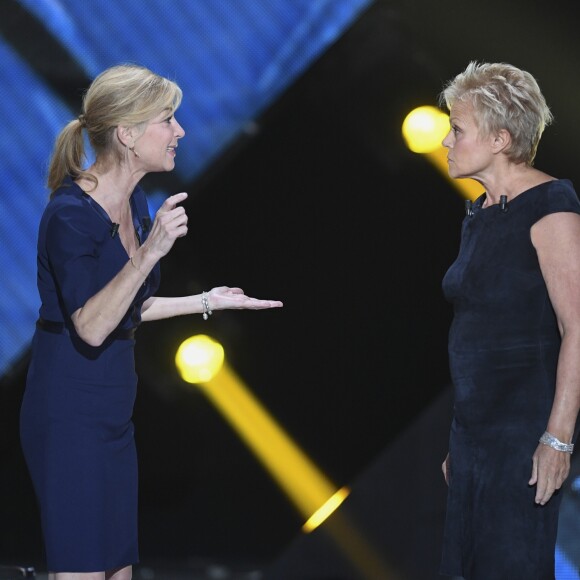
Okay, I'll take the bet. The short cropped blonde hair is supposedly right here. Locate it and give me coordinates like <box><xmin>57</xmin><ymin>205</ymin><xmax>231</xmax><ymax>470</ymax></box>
<box><xmin>439</xmin><ymin>61</ymin><xmax>553</xmax><ymax>165</ymax></box>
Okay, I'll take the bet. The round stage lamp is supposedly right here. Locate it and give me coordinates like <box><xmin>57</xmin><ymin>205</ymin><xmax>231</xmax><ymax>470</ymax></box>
<box><xmin>402</xmin><ymin>105</ymin><xmax>449</xmax><ymax>153</ymax></box>
<box><xmin>175</xmin><ymin>334</ymin><xmax>224</xmax><ymax>384</ymax></box>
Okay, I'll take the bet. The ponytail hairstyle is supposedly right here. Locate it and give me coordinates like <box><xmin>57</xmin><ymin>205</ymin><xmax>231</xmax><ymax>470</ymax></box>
<box><xmin>47</xmin><ymin>63</ymin><xmax>183</xmax><ymax>196</ymax></box>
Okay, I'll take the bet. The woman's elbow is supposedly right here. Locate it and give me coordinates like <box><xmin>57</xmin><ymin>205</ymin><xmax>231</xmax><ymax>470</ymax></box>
<box><xmin>75</xmin><ymin>325</ymin><xmax>107</xmax><ymax>347</ymax></box>
<box><xmin>71</xmin><ymin>310</ymin><xmax>109</xmax><ymax>347</ymax></box>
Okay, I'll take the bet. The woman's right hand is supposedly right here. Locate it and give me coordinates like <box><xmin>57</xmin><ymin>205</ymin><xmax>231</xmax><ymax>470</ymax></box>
<box><xmin>143</xmin><ymin>191</ymin><xmax>189</xmax><ymax>260</ymax></box>
<box><xmin>442</xmin><ymin>453</ymin><xmax>450</xmax><ymax>485</ymax></box>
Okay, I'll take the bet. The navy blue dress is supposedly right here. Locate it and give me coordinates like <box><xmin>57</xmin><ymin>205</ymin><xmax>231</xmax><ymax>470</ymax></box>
<box><xmin>20</xmin><ymin>181</ymin><xmax>160</xmax><ymax>572</ymax></box>
<box><xmin>439</xmin><ymin>179</ymin><xmax>580</xmax><ymax>580</ymax></box>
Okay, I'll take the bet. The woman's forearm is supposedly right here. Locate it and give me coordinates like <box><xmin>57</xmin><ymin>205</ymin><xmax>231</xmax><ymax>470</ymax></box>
<box><xmin>546</xmin><ymin>331</ymin><xmax>580</xmax><ymax>442</ymax></box>
<box><xmin>71</xmin><ymin>245</ymin><xmax>161</xmax><ymax>346</ymax></box>
<box><xmin>140</xmin><ymin>294</ymin><xmax>204</xmax><ymax>321</ymax></box>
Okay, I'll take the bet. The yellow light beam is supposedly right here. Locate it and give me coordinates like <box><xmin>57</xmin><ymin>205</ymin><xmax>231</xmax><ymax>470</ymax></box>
<box><xmin>402</xmin><ymin>105</ymin><xmax>483</xmax><ymax>201</ymax></box>
<box><xmin>200</xmin><ymin>362</ymin><xmax>349</xmax><ymax>522</ymax></box>
<box><xmin>175</xmin><ymin>335</ymin><xmax>348</xmax><ymax>528</ymax></box>
<box><xmin>303</xmin><ymin>486</ymin><xmax>350</xmax><ymax>533</ymax></box>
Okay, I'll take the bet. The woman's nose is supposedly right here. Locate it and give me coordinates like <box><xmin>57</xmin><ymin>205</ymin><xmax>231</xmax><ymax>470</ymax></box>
<box><xmin>173</xmin><ymin>118</ymin><xmax>185</xmax><ymax>138</ymax></box>
<box><xmin>442</xmin><ymin>130</ymin><xmax>452</xmax><ymax>147</ymax></box>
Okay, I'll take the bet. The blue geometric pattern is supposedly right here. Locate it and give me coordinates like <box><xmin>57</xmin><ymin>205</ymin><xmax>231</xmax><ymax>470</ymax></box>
<box><xmin>17</xmin><ymin>0</ymin><xmax>371</xmax><ymax>182</ymax></box>
<box><xmin>0</xmin><ymin>40</ymin><xmax>71</xmax><ymax>370</ymax></box>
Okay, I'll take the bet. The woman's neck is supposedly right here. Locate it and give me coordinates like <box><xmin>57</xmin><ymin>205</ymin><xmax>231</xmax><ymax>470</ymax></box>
<box><xmin>481</xmin><ymin>165</ymin><xmax>553</xmax><ymax>207</ymax></box>
<box><xmin>77</xmin><ymin>165</ymin><xmax>139</xmax><ymax>222</ymax></box>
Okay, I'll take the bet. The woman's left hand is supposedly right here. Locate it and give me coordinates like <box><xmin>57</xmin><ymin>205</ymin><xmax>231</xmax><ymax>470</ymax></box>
<box><xmin>529</xmin><ymin>443</ymin><xmax>571</xmax><ymax>505</ymax></box>
<box><xmin>208</xmin><ymin>286</ymin><xmax>283</xmax><ymax>311</ymax></box>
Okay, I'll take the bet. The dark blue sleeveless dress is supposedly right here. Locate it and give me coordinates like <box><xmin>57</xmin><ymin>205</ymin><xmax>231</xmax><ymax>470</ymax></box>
<box><xmin>20</xmin><ymin>181</ymin><xmax>160</xmax><ymax>572</ymax></box>
<box><xmin>439</xmin><ymin>179</ymin><xmax>580</xmax><ymax>580</ymax></box>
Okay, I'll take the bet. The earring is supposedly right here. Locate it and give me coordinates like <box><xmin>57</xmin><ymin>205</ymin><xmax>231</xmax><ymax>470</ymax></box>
<box><xmin>129</xmin><ymin>145</ymin><xmax>140</xmax><ymax>158</ymax></box>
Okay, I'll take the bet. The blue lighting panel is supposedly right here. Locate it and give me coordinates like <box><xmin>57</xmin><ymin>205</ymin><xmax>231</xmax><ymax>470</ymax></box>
<box><xmin>0</xmin><ymin>0</ymin><xmax>371</xmax><ymax>375</ymax></box>
<box><xmin>18</xmin><ymin>0</ymin><xmax>371</xmax><ymax>181</ymax></box>
<box><xmin>0</xmin><ymin>40</ymin><xmax>72</xmax><ymax>372</ymax></box>
<box><xmin>556</xmin><ymin>545</ymin><xmax>580</xmax><ymax>579</ymax></box>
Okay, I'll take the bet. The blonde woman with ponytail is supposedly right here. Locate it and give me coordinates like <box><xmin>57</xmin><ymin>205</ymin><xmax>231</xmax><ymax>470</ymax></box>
<box><xmin>20</xmin><ymin>64</ymin><xmax>282</xmax><ymax>580</ymax></box>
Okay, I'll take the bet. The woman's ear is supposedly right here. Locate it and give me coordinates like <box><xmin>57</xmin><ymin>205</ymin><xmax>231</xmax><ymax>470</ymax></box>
<box><xmin>116</xmin><ymin>125</ymin><xmax>134</xmax><ymax>148</ymax></box>
<box><xmin>492</xmin><ymin>129</ymin><xmax>512</xmax><ymax>154</ymax></box>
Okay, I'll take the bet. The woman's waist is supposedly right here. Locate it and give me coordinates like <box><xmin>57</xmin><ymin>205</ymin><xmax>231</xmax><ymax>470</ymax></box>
<box><xmin>36</xmin><ymin>317</ymin><xmax>137</xmax><ymax>340</ymax></box>
<box><xmin>448</xmin><ymin>323</ymin><xmax>560</xmax><ymax>352</ymax></box>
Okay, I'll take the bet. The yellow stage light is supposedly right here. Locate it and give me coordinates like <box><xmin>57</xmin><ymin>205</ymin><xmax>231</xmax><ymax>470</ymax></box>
<box><xmin>402</xmin><ymin>105</ymin><xmax>449</xmax><ymax>153</ymax></box>
<box><xmin>175</xmin><ymin>334</ymin><xmax>224</xmax><ymax>383</ymax></box>
<box><xmin>177</xmin><ymin>336</ymin><xmax>347</xmax><ymax>528</ymax></box>
<box><xmin>402</xmin><ymin>105</ymin><xmax>483</xmax><ymax>201</ymax></box>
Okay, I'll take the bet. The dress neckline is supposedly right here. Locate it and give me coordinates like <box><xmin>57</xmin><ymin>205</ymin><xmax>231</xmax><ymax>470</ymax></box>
<box><xmin>474</xmin><ymin>178</ymin><xmax>568</xmax><ymax>214</ymax></box>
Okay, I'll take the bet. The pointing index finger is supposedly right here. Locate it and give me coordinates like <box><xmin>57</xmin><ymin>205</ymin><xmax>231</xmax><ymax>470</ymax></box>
<box><xmin>165</xmin><ymin>192</ymin><xmax>188</xmax><ymax>209</ymax></box>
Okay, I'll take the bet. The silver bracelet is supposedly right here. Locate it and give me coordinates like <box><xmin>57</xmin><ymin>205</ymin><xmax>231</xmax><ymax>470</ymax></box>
<box><xmin>539</xmin><ymin>431</ymin><xmax>574</xmax><ymax>454</ymax></box>
<box><xmin>201</xmin><ymin>291</ymin><xmax>212</xmax><ymax>321</ymax></box>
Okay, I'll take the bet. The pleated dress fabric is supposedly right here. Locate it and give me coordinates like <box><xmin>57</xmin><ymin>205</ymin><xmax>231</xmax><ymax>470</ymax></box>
<box><xmin>20</xmin><ymin>181</ymin><xmax>160</xmax><ymax>572</ymax></box>
<box><xmin>439</xmin><ymin>179</ymin><xmax>580</xmax><ymax>580</ymax></box>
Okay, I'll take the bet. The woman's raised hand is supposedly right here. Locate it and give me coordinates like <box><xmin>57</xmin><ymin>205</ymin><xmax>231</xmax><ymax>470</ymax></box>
<box><xmin>145</xmin><ymin>192</ymin><xmax>189</xmax><ymax>258</ymax></box>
